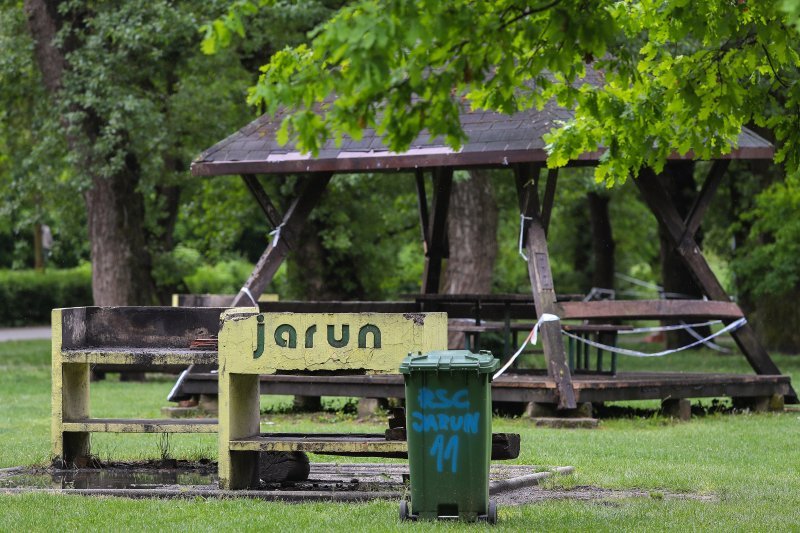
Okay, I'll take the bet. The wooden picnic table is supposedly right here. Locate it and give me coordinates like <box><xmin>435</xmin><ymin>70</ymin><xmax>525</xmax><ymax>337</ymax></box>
<box><xmin>448</xmin><ymin>316</ymin><xmax>633</xmax><ymax>374</ymax></box>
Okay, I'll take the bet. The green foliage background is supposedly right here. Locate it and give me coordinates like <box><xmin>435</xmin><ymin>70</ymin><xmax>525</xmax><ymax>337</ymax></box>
<box><xmin>0</xmin><ymin>0</ymin><xmax>798</xmax><ymax>348</ymax></box>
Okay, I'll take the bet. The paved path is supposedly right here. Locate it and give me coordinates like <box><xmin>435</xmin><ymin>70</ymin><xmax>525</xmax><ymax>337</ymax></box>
<box><xmin>0</xmin><ymin>326</ymin><xmax>50</xmax><ymax>342</ymax></box>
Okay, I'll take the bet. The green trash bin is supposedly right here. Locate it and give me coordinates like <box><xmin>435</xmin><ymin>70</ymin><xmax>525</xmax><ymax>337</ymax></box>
<box><xmin>399</xmin><ymin>350</ymin><xmax>499</xmax><ymax>523</ymax></box>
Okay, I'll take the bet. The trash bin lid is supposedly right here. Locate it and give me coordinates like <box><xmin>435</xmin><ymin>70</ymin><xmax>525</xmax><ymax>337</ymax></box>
<box><xmin>400</xmin><ymin>350</ymin><xmax>498</xmax><ymax>374</ymax></box>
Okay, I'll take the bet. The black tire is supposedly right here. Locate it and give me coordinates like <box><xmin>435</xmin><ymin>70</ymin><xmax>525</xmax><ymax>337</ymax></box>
<box><xmin>399</xmin><ymin>500</ymin><xmax>409</xmax><ymax>521</ymax></box>
<box><xmin>488</xmin><ymin>499</ymin><xmax>498</xmax><ymax>525</ymax></box>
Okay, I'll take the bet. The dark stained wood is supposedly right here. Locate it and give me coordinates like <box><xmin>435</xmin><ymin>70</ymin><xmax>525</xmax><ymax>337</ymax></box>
<box><xmin>540</xmin><ymin>168</ymin><xmax>559</xmax><ymax>234</ymax></box>
<box><xmin>414</xmin><ymin>169</ymin><xmax>430</xmax><ymax>253</ymax></box>
<box><xmin>682</xmin><ymin>159</ymin><xmax>730</xmax><ymax>241</ymax></box>
<box><xmin>635</xmin><ymin>169</ymin><xmax>790</xmax><ymax>388</ymax></box>
<box><xmin>490</xmin><ymin>433</ymin><xmax>521</xmax><ymax>460</ymax></box>
<box><xmin>229</xmin><ymin>432</ymin><xmax>520</xmax><ymax>460</ymax></box>
<box><xmin>516</xmin><ymin>164</ymin><xmax>576</xmax><ymax>410</ymax></box>
<box><xmin>260</xmin><ymin>301</ymin><xmax>419</xmax><ymax>313</ymax></box>
<box><xmin>413</xmin><ymin>293</ymin><xmax>535</xmax><ymax>302</ymax></box>
<box><xmin>556</xmin><ymin>299</ymin><xmax>745</xmax><ymax>321</ymax></box>
<box><xmin>61</xmin><ymin>306</ymin><xmax>226</xmax><ymax>350</ymax></box>
<box><xmin>525</xmin><ymin>220</ymin><xmax>577</xmax><ymax>410</ymax></box>
<box><xmin>62</xmin><ymin>417</ymin><xmax>218</xmax><ymax>426</ymax></box>
<box><xmin>232</xmin><ymin>174</ymin><xmax>332</xmax><ymax>306</ymax></box>
<box><xmin>514</xmin><ymin>163</ymin><xmax>543</xmax><ymax>213</ymax></box>
<box><xmin>241</xmin><ymin>174</ymin><xmax>283</xmax><ymax>229</ymax></box>
<box><xmin>176</xmin><ymin>371</ymin><xmax>790</xmax><ymax>406</ymax></box>
<box><xmin>422</xmin><ymin>167</ymin><xmax>453</xmax><ymax>294</ymax></box>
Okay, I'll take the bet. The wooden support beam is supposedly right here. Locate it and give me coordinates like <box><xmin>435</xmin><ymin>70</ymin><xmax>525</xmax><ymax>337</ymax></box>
<box><xmin>422</xmin><ymin>167</ymin><xmax>453</xmax><ymax>294</ymax></box>
<box><xmin>241</xmin><ymin>174</ymin><xmax>283</xmax><ymax>230</ymax></box>
<box><xmin>682</xmin><ymin>159</ymin><xmax>730</xmax><ymax>241</ymax></box>
<box><xmin>515</xmin><ymin>165</ymin><xmax>576</xmax><ymax>410</ymax></box>
<box><xmin>513</xmin><ymin>163</ymin><xmax>544</xmax><ymax>248</ymax></box>
<box><xmin>232</xmin><ymin>174</ymin><xmax>332</xmax><ymax>306</ymax></box>
<box><xmin>414</xmin><ymin>169</ymin><xmax>430</xmax><ymax>254</ymax></box>
<box><xmin>514</xmin><ymin>163</ymin><xmax>532</xmax><ymax>213</ymax></box>
<box><xmin>541</xmin><ymin>168</ymin><xmax>559</xmax><ymax>235</ymax></box>
<box><xmin>635</xmin><ymin>169</ymin><xmax>790</xmax><ymax>384</ymax></box>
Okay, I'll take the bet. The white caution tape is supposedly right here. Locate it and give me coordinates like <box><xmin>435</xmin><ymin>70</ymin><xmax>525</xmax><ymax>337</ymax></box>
<box><xmin>493</xmin><ymin>313</ymin><xmax>559</xmax><ymax>380</ymax></box>
<box><xmin>269</xmin><ymin>222</ymin><xmax>285</xmax><ymax>248</ymax></box>
<box><xmin>562</xmin><ymin>317</ymin><xmax>747</xmax><ymax>358</ymax></box>
<box><xmin>616</xmin><ymin>319</ymin><xmax>722</xmax><ymax>334</ymax></box>
<box><xmin>238</xmin><ymin>286</ymin><xmax>258</xmax><ymax>307</ymax></box>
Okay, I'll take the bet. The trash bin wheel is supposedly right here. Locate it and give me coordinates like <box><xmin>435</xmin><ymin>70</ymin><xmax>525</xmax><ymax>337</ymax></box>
<box><xmin>488</xmin><ymin>499</ymin><xmax>498</xmax><ymax>525</ymax></box>
<box><xmin>399</xmin><ymin>500</ymin><xmax>410</xmax><ymax>521</ymax></box>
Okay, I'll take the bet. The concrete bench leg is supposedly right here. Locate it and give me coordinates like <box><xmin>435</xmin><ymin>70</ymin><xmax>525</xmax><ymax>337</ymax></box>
<box><xmin>219</xmin><ymin>373</ymin><xmax>260</xmax><ymax>489</ymax></box>
<box><xmin>53</xmin><ymin>358</ymin><xmax>91</xmax><ymax>466</ymax></box>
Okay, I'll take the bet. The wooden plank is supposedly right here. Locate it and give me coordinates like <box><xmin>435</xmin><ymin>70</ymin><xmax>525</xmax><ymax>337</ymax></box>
<box><xmin>61</xmin><ymin>349</ymin><xmax>217</xmax><ymax>366</ymax></box>
<box><xmin>232</xmin><ymin>173</ymin><xmax>332</xmax><ymax>306</ymax></box>
<box><xmin>556</xmin><ymin>299</ymin><xmax>744</xmax><ymax>321</ymax></box>
<box><xmin>414</xmin><ymin>169</ymin><xmax>430</xmax><ymax>253</ymax></box>
<box><xmin>173</xmin><ymin>370</ymin><xmax>790</xmax><ymax>407</ymax></box>
<box><xmin>260</xmin><ymin>301</ymin><xmax>419</xmax><ymax>313</ymax></box>
<box><xmin>422</xmin><ymin>167</ymin><xmax>453</xmax><ymax>293</ymax></box>
<box><xmin>635</xmin><ymin>169</ymin><xmax>788</xmax><ymax>381</ymax></box>
<box><xmin>62</xmin><ymin>418</ymin><xmax>218</xmax><ymax>433</ymax></box>
<box><xmin>682</xmin><ymin>159</ymin><xmax>729</xmax><ymax>241</ymax></box>
<box><xmin>230</xmin><ymin>434</ymin><xmax>408</xmax><ymax>456</ymax></box>
<box><xmin>573</xmin><ymin>376</ymin><xmax>791</xmax><ymax>403</ymax></box>
<box><xmin>229</xmin><ymin>433</ymin><xmax>520</xmax><ymax>460</ymax></box>
<box><xmin>513</xmin><ymin>163</ymin><xmax>543</xmax><ymax>213</ymax></box>
<box><xmin>241</xmin><ymin>174</ymin><xmax>283</xmax><ymax>229</ymax></box>
<box><xmin>540</xmin><ymin>168</ymin><xmax>559</xmax><ymax>234</ymax></box>
<box><xmin>516</xmin><ymin>164</ymin><xmax>576</xmax><ymax>410</ymax></box>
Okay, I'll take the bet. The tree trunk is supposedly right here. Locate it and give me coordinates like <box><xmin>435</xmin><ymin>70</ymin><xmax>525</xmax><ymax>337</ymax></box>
<box><xmin>84</xmin><ymin>169</ymin><xmax>155</xmax><ymax>306</ymax></box>
<box><xmin>24</xmin><ymin>0</ymin><xmax>157</xmax><ymax>306</ymax></box>
<box><xmin>287</xmin><ymin>218</ymin><xmax>335</xmax><ymax>299</ymax></box>
<box><xmin>658</xmin><ymin>162</ymin><xmax>710</xmax><ymax>348</ymax></box>
<box><xmin>442</xmin><ymin>170</ymin><xmax>499</xmax><ymax>348</ymax></box>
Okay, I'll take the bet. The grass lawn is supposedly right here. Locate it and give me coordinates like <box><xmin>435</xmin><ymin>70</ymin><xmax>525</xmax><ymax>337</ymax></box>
<box><xmin>1</xmin><ymin>339</ymin><xmax>799</xmax><ymax>531</ymax></box>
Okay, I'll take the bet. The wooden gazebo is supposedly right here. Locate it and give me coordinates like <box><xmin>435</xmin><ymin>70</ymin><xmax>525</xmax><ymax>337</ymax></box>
<box><xmin>187</xmin><ymin>99</ymin><xmax>794</xmax><ymax>411</ymax></box>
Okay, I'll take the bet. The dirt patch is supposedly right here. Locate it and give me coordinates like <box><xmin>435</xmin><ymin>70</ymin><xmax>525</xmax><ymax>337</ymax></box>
<box><xmin>1</xmin><ymin>462</ymin><xmax>715</xmax><ymax>506</ymax></box>
<box><xmin>494</xmin><ymin>484</ymin><xmax>717</xmax><ymax>506</ymax></box>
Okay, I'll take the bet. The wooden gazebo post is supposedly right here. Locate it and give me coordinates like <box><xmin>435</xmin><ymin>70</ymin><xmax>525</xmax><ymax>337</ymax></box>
<box><xmin>515</xmin><ymin>164</ymin><xmax>577</xmax><ymax>410</ymax></box>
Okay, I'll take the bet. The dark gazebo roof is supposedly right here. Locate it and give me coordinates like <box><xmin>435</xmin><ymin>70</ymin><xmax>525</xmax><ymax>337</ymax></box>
<box><xmin>191</xmin><ymin>102</ymin><xmax>774</xmax><ymax>177</ymax></box>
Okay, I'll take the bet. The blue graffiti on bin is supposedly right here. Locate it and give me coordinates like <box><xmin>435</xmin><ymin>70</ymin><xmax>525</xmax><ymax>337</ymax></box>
<box><xmin>410</xmin><ymin>387</ymin><xmax>480</xmax><ymax>473</ymax></box>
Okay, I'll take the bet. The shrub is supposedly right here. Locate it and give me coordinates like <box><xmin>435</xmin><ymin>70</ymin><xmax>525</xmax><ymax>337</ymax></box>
<box><xmin>0</xmin><ymin>264</ymin><xmax>93</xmax><ymax>326</ymax></box>
<box><xmin>183</xmin><ymin>259</ymin><xmax>254</xmax><ymax>295</ymax></box>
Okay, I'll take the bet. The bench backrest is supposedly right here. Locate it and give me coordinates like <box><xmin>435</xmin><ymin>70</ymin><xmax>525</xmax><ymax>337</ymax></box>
<box><xmin>218</xmin><ymin>309</ymin><xmax>448</xmax><ymax>375</ymax></box>
<box><xmin>56</xmin><ymin>306</ymin><xmax>228</xmax><ymax>350</ymax></box>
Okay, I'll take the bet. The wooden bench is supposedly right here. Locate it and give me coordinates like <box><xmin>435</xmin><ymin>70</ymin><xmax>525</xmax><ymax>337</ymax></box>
<box><xmin>217</xmin><ymin>309</ymin><xmax>450</xmax><ymax>489</ymax></box>
<box><xmin>52</xmin><ymin>306</ymin><xmax>229</xmax><ymax>465</ymax></box>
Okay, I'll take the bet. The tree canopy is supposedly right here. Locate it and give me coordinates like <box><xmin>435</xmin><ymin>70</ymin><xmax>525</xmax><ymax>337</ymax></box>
<box><xmin>205</xmin><ymin>0</ymin><xmax>800</xmax><ymax>184</ymax></box>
